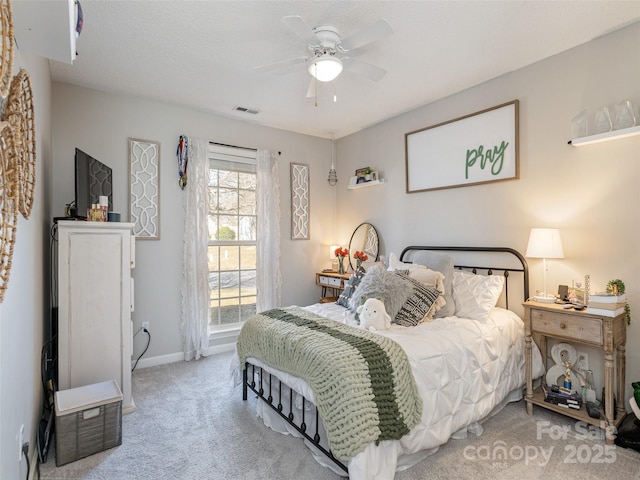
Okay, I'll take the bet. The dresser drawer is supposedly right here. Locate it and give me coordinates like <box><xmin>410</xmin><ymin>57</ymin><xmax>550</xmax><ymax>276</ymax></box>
<box><xmin>531</xmin><ymin>310</ymin><xmax>603</xmax><ymax>345</ymax></box>
<box><xmin>318</xmin><ymin>275</ymin><xmax>342</xmax><ymax>287</ymax></box>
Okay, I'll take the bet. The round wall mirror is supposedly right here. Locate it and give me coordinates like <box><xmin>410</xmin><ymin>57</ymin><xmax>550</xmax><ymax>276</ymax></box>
<box><xmin>348</xmin><ymin>223</ymin><xmax>379</xmax><ymax>270</ymax></box>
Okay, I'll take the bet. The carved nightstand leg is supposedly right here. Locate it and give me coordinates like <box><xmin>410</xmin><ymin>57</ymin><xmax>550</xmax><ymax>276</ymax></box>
<box><xmin>525</xmin><ymin>334</ymin><xmax>533</xmax><ymax>415</ymax></box>
<box><xmin>616</xmin><ymin>344</ymin><xmax>626</xmax><ymax>421</ymax></box>
<box><xmin>604</xmin><ymin>350</ymin><xmax>615</xmax><ymax>428</ymax></box>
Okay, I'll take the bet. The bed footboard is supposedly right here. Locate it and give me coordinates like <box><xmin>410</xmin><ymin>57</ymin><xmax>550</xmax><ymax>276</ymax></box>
<box><xmin>242</xmin><ymin>361</ymin><xmax>348</xmax><ymax>474</ymax></box>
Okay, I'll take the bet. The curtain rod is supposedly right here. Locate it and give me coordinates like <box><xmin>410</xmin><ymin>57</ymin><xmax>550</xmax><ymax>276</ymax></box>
<box><xmin>208</xmin><ymin>141</ymin><xmax>281</xmax><ymax>156</ymax></box>
<box><xmin>209</xmin><ymin>141</ymin><xmax>257</xmax><ymax>152</ymax></box>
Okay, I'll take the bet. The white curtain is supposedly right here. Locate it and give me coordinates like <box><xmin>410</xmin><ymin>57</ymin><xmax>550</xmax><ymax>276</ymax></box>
<box><xmin>181</xmin><ymin>137</ymin><xmax>210</xmax><ymax>361</ymax></box>
<box><xmin>256</xmin><ymin>149</ymin><xmax>282</xmax><ymax>312</ymax></box>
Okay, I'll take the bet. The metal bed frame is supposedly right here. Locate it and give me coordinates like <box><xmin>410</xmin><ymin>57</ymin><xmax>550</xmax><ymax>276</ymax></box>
<box><xmin>242</xmin><ymin>246</ymin><xmax>529</xmax><ymax>475</ymax></box>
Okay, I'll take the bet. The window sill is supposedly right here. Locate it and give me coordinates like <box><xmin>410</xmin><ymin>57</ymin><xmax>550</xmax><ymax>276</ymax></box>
<box><xmin>209</xmin><ymin>325</ymin><xmax>242</xmax><ymax>340</ymax></box>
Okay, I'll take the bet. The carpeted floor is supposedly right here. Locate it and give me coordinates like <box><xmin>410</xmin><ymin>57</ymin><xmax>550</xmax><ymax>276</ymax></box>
<box><xmin>39</xmin><ymin>351</ymin><xmax>640</xmax><ymax>479</ymax></box>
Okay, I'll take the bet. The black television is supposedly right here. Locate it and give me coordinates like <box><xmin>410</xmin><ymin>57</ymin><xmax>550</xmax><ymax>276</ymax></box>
<box><xmin>74</xmin><ymin>148</ymin><xmax>113</xmax><ymax>219</ymax></box>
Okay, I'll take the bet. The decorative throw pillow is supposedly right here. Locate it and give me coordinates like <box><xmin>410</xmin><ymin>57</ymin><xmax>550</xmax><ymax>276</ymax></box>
<box><xmin>336</xmin><ymin>267</ymin><xmax>366</xmax><ymax>308</ymax></box>
<box><xmin>387</xmin><ymin>252</ymin><xmax>447</xmax><ymax>313</ymax></box>
<box><xmin>400</xmin><ymin>251</ymin><xmax>455</xmax><ymax>318</ymax></box>
<box><xmin>393</xmin><ymin>272</ymin><xmax>442</xmax><ymax>326</ymax></box>
<box><xmin>452</xmin><ymin>270</ymin><xmax>505</xmax><ymax>320</ymax></box>
<box><xmin>348</xmin><ymin>265</ymin><xmax>412</xmax><ymax>319</ymax></box>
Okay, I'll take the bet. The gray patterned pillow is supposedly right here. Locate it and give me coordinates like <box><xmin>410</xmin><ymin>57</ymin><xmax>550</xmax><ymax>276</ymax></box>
<box><xmin>348</xmin><ymin>265</ymin><xmax>412</xmax><ymax>319</ymax></box>
<box><xmin>394</xmin><ymin>272</ymin><xmax>442</xmax><ymax>326</ymax></box>
<box><xmin>336</xmin><ymin>267</ymin><xmax>366</xmax><ymax>308</ymax></box>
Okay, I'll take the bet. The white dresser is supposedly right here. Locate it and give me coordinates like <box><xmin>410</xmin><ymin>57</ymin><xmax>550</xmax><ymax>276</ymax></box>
<box><xmin>57</xmin><ymin>221</ymin><xmax>136</xmax><ymax>413</ymax></box>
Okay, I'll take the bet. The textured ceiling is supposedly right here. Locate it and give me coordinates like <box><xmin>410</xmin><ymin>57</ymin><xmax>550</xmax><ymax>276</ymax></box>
<box><xmin>47</xmin><ymin>1</ymin><xmax>640</xmax><ymax>139</ymax></box>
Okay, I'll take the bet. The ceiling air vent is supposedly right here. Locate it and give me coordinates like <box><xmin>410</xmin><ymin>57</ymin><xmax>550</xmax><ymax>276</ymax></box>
<box><xmin>233</xmin><ymin>106</ymin><xmax>260</xmax><ymax>115</ymax></box>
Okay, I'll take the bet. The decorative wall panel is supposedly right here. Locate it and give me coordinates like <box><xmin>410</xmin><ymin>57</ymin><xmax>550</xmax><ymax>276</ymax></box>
<box><xmin>290</xmin><ymin>163</ymin><xmax>309</xmax><ymax>240</ymax></box>
<box><xmin>129</xmin><ymin>138</ymin><xmax>160</xmax><ymax>239</ymax></box>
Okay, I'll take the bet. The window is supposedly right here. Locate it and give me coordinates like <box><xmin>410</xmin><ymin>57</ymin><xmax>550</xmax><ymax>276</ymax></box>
<box><xmin>207</xmin><ymin>146</ymin><xmax>257</xmax><ymax>330</ymax></box>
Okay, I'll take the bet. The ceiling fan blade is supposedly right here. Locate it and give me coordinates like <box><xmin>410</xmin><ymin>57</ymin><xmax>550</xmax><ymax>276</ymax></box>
<box><xmin>340</xmin><ymin>19</ymin><xmax>392</xmax><ymax>51</ymax></box>
<box><xmin>254</xmin><ymin>56</ymin><xmax>307</xmax><ymax>73</ymax></box>
<box><xmin>342</xmin><ymin>57</ymin><xmax>387</xmax><ymax>82</ymax></box>
<box><xmin>281</xmin><ymin>15</ymin><xmax>318</xmax><ymax>45</ymax></box>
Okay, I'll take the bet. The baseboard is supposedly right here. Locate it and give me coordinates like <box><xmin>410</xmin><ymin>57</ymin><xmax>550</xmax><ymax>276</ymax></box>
<box><xmin>134</xmin><ymin>352</ymin><xmax>185</xmax><ymax>369</ymax></box>
<box><xmin>133</xmin><ymin>343</ymin><xmax>236</xmax><ymax>370</ymax></box>
<box><xmin>29</xmin><ymin>449</ymin><xmax>38</xmax><ymax>480</ymax></box>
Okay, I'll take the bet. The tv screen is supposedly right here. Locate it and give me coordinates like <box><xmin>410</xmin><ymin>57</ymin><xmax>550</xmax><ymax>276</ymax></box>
<box><xmin>74</xmin><ymin>148</ymin><xmax>113</xmax><ymax>219</ymax></box>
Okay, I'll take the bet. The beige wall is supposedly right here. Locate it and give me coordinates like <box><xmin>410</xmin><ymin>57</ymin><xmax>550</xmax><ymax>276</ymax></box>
<box><xmin>335</xmin><ymin>22</ymin><xmax>640</xmax><ymax>406</ymax></box>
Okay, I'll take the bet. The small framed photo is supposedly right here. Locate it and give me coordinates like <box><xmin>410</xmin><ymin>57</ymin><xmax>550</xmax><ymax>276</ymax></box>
<box><xmin>371</xmin><ymin>171</ymin><xmax>378</xmax><ymax>181</ymax></box>
<box><xmin>355</xmin><ymin>167</ymin><xmax>370</xmax><ymax>177</ymax></box>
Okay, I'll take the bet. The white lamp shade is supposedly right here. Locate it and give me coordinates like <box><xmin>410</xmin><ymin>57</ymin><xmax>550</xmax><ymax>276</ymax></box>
<box><xmin>308</xmin><ymin>55</ymin><xmax>343</xmax><ymax>82</ymax></box>
<box><xmin>526</xmin><ymin>228</ymin><xmax>564</xmax><ymax>259</ymax></box>
<box><xmin>329</xmin><ymin>245</ymin><xmax>340</xmax><ymax>259</ymax></box>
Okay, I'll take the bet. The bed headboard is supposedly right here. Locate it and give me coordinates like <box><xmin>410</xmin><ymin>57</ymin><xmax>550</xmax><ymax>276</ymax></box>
<box><xmin>398</xmin><ymin>246</ymin><xmax>529</xmax><ymax>312</ymax></box>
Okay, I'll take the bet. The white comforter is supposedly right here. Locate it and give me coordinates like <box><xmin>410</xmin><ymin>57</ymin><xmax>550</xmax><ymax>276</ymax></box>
<box><xmin>236</xmin><ymin>303</ymin><xmax>545</xmax><ymax>479</ymax></box>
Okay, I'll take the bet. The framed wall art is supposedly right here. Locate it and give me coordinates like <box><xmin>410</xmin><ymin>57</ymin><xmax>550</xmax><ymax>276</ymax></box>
<box><xmin>405</xmin><ymin>100</ymin><xmax>519</xmax><ymax>193</ymax></box>
<box><xmin>129</xmin><ymin>138</ymin><xmax>160</xmax><ymax>239</ymax></box>
<box><xmin>290</xmin><ymin>163</ymin><xmax>310</xmax><ymax>240</ymax></box>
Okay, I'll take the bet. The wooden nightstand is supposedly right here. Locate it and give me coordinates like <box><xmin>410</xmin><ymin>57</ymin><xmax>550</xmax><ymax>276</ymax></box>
<box><xmin>523</xmin><ymin>301</ymin><xmax>627</xmax><ymax>441</ymax></box>
<box><xmin>316</xmin><ymin>271</ymin><xmax>351</xmax><ymax>302</ymax></box>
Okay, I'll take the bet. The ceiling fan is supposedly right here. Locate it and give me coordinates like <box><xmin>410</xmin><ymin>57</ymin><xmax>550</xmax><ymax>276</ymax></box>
<box><xmin>255</xmin><ymin>15</ymin><xmax>393</xmax><ymax>97</ymax></box>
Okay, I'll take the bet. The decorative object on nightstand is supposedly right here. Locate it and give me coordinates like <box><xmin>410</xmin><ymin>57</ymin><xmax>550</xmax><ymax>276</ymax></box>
<box><xmin>587</xmin><ymin>280</ymin><xmax>631</xmax><ymax>324</ymax></box>
<box><xmin>525</xmin><ymin>228</ymin><xmax>564</xmax><ymax>303</ymax></box>
<box><xmin>334</xmin><ymin>246</ymin><xmax>349</xmax><ymax>274</ymax></box>
<box><xmin>545</xmin><ymin>342</ymin><xmax>577</xmax><ymax>388</ymax></box>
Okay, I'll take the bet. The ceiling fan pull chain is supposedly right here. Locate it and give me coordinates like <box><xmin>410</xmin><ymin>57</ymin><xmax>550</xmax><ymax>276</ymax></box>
<box><xmin>314</xmin><ymin>70</ymin><xmax>318</xmax><ymax>107</ymax></box>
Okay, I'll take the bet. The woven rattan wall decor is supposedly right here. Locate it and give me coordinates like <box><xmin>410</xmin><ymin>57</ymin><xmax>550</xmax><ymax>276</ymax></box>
<box><xmin>0</xmin><ymin>0</ymin><xmax>18</xmax><ymax>302</ymax></box>
<box><xmin>0</xmin><ymin>0</ymin><xmax>13</xmax><ymax>98</ymax></box>
<box><xmin>2</xmin><ymin>69</ymin><xmax>35</xmax><ymax>218</ymax></box>
<box><xmin>0</xmin><ymin>121</ymin><xmax>17</xmax><ymax>302</ymax></box>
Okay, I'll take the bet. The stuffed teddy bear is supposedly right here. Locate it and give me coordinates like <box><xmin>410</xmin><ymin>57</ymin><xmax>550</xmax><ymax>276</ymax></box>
<box><xmin>357</xmin><ymin>298</ymin><xmax>391</xmax><ymax>332</ymax></box>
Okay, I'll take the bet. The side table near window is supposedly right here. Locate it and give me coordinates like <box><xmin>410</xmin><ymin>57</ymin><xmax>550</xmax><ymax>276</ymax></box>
<box><xmin>523</xmin><ymin>301</ymin><xmax>626</xmax><ymax>443</ymax></box>
<box><xmin>316</xmin><ymin>271</ymin><xmax>352</xmax><ymax>303</ymax></box>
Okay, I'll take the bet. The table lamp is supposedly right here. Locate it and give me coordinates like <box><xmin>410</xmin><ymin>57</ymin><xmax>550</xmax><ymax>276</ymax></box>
<box><xmin>329</xmin><ymin>245</ymin><xmax>340</xmax><ymax>271</ymax></box>
<box><xmin>525</xmin><ymin>228</ymin><xmax>564</xmax><ymax>303</ymax></box>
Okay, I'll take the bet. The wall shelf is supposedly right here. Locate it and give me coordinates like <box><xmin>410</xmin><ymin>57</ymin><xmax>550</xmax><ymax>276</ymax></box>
<box><xmin>569</xmin><ymin>125</ymin><xmax>640</xmax><ymax>146</ymax></box>
<box><xmin>347</xmin><ymin>178</ymin><xmax>385</xmax><ymax>190</ymax></box>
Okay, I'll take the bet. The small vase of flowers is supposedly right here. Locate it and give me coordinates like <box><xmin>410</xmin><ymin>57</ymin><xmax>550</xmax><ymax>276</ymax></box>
<box><xmin>354</xmin><ymin>250</ymin><xmax>368</xmax><ymax>270</ymax></box>
<box><xmin>335</xmin><ymin>247</ymin><xmax>349</xmax><ymax>274</ymax></box>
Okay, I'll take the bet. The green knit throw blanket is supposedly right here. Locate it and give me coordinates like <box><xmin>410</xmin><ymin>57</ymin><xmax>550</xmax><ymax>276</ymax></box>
<box><xmin>236</xmin><ymin>307</ymin><xmax>423</xmax><ymax>460</ymax></box>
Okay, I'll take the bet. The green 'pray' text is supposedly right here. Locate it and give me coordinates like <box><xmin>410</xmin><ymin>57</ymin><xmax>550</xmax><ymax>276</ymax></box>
<box><xmin>465</xmin><ymin>141</ymin><xmax>509</xmax><ymax>179</ymax></box>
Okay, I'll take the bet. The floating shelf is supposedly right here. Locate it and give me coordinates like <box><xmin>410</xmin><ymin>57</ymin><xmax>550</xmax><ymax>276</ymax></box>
<box><xmin>347</xmin><ymin>178</ymin><xmax>385</xmax><ymax>190</ymax></box>
<box><xmin>569</xmin><ymin>125</ymin><xmax>640</xmax><ymax>146</ymax></box>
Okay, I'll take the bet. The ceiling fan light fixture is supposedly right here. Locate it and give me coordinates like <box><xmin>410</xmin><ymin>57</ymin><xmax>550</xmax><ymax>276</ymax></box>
<box><xmin>308</xmin><ymin>55</ymin><xmax>343</xmax><ymax>82</ymax></box>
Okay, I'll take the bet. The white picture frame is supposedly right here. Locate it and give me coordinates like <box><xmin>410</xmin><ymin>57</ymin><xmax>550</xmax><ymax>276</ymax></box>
<box><xmin>405</xmin><ymin>100</ymin><xmax>519</xmax><ymax>193</ymax></box>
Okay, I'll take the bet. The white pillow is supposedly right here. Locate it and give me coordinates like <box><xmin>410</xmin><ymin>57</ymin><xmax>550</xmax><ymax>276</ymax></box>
<box><xmin>452</xmin><ymin>270</ymin><xmax>505</xmax><ymax>320</ymax></box>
